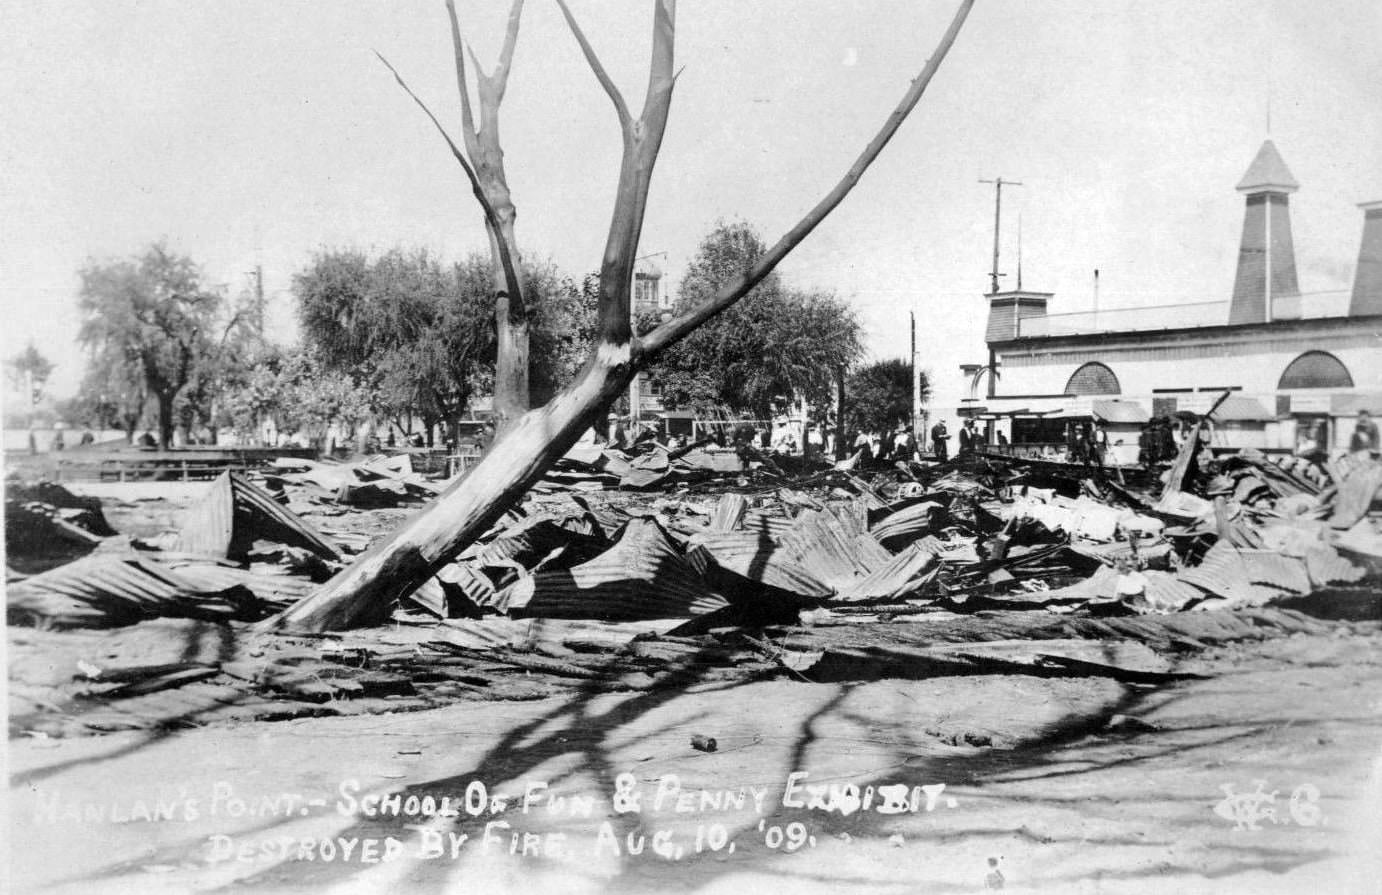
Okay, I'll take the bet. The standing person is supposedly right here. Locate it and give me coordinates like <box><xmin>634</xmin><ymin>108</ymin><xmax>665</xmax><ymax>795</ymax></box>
<box><xmin>897</xmin><ymin>428</ymin><xmax>915</xmax><ymax>462</ymax></box>
<box><xmin>1156</xmin><ymin>418</ymin><xmax>1177</xmax><ymax>463</ymax></box>
<box><xmin>878</xmin><ymin>428</ymin><xmax>895</xmax><ymax>462</ymax></box>
<box><xmin>732</xmin><ymin>413</ymin><xmax>757</xmax><ymax>470</ymax></box>
<box><xmin>1351</xmin><ymin>409</ymin><xmax>1379</xmax><ymax>457</ymax></box>
<box><xmin>851</xmin><ymin>429</ymin><xmax>873</xmax><ymax>463</ymax></box>
<box><xmin>1065</xmin><ymin>421</ymin><xmax>1081</xmax><ymax>464</ymax></box>
<box><xmin>1092</xmin><ymin>421</ymin><xmax>1109</xmax><ymax>467</ymax></box>
<box><xmin>961</xmin><ymin>419</ymin><xmax>980</xmax><ymax>456</ymax></box>
<box><xmin>930</xmin><ymin>419</ymin><xmax>949</xmax><ymax>461</ymax></box>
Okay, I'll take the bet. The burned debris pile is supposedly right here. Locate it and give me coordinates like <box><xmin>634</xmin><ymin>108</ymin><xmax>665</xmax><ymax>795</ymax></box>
<box><xmin>6</xmin><ymin>440</ymin><xmax>1381</xmax><ymax>737</ymax></box>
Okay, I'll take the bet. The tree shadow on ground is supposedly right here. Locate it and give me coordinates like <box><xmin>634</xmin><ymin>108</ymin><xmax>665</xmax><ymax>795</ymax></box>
<box><xmin>38</xmin><ymin>622</ymin><xmax>1376</xmax><ymax>893</ymax></box>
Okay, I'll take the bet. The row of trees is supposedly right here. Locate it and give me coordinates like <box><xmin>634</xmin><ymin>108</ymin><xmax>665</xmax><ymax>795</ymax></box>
<box><xmin>63</xmin><ymin>222</ymin><xmax>921</xmax><ymax>448</ymax></box>
<box><xmin>64</xmin><ymin>243</ymin><xmax>596</xmax><ymax>449</ymax></box>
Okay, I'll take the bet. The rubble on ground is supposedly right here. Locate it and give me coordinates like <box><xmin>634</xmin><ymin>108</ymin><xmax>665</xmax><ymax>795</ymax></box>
<box><xmin>6</xmin><ymin>439</ymin><xmax>1380</xmax><ymax>738</ymax></box>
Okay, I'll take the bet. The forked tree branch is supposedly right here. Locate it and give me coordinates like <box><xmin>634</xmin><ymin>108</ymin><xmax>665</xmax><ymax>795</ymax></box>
<box><xmin>444</xmin><ymin>0</ymin><xmax>480</xmax><ymax>160</ymax></box>
<box><xmin>555</xmin><ymin>0</ymin><xmax>632</xmax><ymax>129</ymax></box>
<box><xmin>639</xmin><ymin>0</ymin><xmax>676</xmax><ymax>126</ymax></box>
<box><xmin>494</xmin><ymin>0</ymin><xmax>525</xmax><ymax>90</ymax></box>
<box><xmin>375</xmin><ymin>51</ymin><xmax>523</xmax><ymax>305</ymax></box>
<box><xmin>640</xmin><ymin>0</ymin><xmax>976</xmax><ymax>357</ymax></box>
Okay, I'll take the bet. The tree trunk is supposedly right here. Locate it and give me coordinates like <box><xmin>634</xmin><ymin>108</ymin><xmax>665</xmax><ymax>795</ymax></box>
<box><xmin>264</xmin><ymin>355</ymin><xmax>631</xmax><ymax>631</ymax></box>
<box><xmin>156</xmin><ymin>391</ymin><xmax>175</xmax><ymax>449</ymax></box>
<box><xmin>490</xmin><ymin>217</ymin><xmax>530</xmax><ymax>433</ymax></box>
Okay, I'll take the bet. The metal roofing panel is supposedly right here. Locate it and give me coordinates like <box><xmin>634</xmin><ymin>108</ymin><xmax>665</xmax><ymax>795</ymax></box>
<box><xmin>1092</xmin><ymin>399</ymin><xmax>1150</xmax><ymax>424</ymax></box>
<box><xmin>1211</xmin><ymin>396</ymin><xmax>1275</xmax><ymax>422</ymax></box>
<box><xmin>500</xmin><ymin>518</ymin><xmax>728</xmax><ymax>620</ymax></box>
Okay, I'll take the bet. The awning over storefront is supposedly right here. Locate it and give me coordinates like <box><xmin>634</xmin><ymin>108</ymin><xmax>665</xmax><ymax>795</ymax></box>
<box><xmin>1211</xmin><ymin>396</ymin><xmax>1275</xmax><ymax>422</ymax></box>
<box><xmin>1091</xmin><ymin>399</ymin><xmax>1149</xmax><ymax>424</ymax></box>
<box><xmin>1330</xmin><ymin>392</ymin><xmax>1382</xmax><ymax>415</ymax></box>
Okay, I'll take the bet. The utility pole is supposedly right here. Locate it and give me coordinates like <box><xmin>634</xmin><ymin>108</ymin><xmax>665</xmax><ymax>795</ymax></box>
<box><xmin>910</xmin><ymin>310</ymin><xmax>921</xmax><ymax>445</ymax></box>
<box><xmin>253</xmin><ymin>265</ymin><xmax>265</xmax><ymax>338</ymax></box>
<box><xmin>979</xmin><ymin>177</ymin><xmax>1023</xmax><ymax>294</ymax></box>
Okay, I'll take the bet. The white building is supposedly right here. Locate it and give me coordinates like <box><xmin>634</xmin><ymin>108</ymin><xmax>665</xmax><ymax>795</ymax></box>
<box><xmin>958</xmin><ymin>141</ymin><xmax>1382</xmax><ymax>464</ymax></box>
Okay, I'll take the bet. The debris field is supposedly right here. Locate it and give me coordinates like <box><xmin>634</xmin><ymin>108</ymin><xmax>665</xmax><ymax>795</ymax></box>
<box><xmin>7</xmin><ymin>438</ymin><xmax>1382</xmax><ymax>740</ymax></box>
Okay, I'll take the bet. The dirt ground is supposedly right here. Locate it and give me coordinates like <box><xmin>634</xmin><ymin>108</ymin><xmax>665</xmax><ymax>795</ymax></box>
<box><xmin>8</xmin><ymin>470</ymin><xmax>1382</xmax><ymax>894</ymax></box>
<box><xmin>8</xmin><ymin>622</ymin><xmax>1382</xmax><ymax>895</ymax></box>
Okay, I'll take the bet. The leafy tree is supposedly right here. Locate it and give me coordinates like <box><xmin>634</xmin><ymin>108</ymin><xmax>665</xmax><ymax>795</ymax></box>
<box><xmin>76</xmin><ymin>244</ymin><xmax>223</xmax><ymax>448</ymax></box>
<box><xmin>295</xmin><ymin>247</ymin><xmax>493</xmax><ymax>444</ymax></box>
<box><xmin>218</xmin><ymin>355</ymin><xmax>285</xmax><ymax>443</ymax></box>
<box><xmin>529</xmin><ymin>267</ymin><xmax>599</xmax><ymax>405</ymax></box>
<box><xmin>646</xmin><ymin>221</ymin><xmax>863</xmax><ymax>417</ymax></box>
<box><xmin>846</xmin><ymin>358</ymin><xmax>930</xmax><ymax>434</ymax></box>
<box><xmin>276</xmin><ymin>353</ymin><xmax>373</xmax><ymax>448</ymax></box>
<box><xmin>62</xmin><ymin>353</ymin><xmax>150</xmax><ymax>440</ymax></box>
<box><xmin>294</xmin><ymin>248</ymin><xmax>594</xmax><ymax>442</ymax></box>
<box><xmin>6</xmin><ymin>342</ymin><xmax>55</xmax><ymax>402</ymax></box>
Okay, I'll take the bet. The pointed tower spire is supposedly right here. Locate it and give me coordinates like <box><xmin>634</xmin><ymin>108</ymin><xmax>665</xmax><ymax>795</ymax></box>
<box><xmin>1229</xmin><ymin>140</ymin><xmax>1301</xmax><ymax>324</ymax></box>
<box><xmin>1349</xmin><ymin>200</ymin><xmax>1382</xmax><ymax>317</ymax></box>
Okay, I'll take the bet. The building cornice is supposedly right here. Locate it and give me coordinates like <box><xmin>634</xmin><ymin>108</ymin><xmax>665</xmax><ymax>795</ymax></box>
<box><xmin>989</xmin><ymin>314</ymin><xmax>1382</xmax><ymax>355</ymax></box>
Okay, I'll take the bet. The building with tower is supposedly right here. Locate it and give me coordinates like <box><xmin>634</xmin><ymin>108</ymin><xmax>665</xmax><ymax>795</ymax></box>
<box><xmin>957</xmin><ymin>140</ymin><xmax>1382</xmax><ymax>463</ymax></box>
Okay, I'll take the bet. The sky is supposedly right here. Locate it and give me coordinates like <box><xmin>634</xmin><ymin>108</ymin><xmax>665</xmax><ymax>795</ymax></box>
<box><xmin>2</xmin><ymin>0</ymin><xmax>1380</xmax><ymax>419</ymax></box>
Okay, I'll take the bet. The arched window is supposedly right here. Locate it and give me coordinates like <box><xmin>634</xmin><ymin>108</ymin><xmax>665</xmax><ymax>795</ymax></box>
<box><xmin>1277</xmin><ymin>351</ymin><xmax>1353</xmax><ymax>389</ymax></box>
<box><xmin>1064</xmin><ymin>362</ymin><xmax>1120</xmax><ymax>396</ymax></box>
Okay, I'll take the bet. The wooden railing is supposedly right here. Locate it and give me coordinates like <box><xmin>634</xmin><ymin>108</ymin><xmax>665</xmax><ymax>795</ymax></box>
<box><xmin>55</xmin><ymin>447</ymin><xmax>317</xmax><ymax>482</ymax></box>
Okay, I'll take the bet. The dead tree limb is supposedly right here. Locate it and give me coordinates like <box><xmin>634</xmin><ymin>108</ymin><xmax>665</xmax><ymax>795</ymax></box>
<box><xmin>266</xmin><ymin>0</ymin><xmax>976</xmax><ymax>632</ymax></box>
<box><xmin>445</xmin><ymin>0</ymin><xmax>530</xmax><ymax>433</ymax></box>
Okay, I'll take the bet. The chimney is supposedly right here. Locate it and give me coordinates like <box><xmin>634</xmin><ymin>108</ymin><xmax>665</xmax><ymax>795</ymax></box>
<box><xmin>1349</xmin><ymin>200</ymin><xmax>1382</xmax><ymax>316</ymax></box>
<box><xmin>1229</xmin><ymin>140</ymin><xmax>1301</xmax><ymax>324</ymax></box>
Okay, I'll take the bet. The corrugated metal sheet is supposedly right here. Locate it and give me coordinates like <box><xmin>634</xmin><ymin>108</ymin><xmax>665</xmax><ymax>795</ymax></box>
<box><xmin>869</xmin><ymin>501</ymin><xmax>944</xmax><ymax>548</ymax></box>
<box><xmin>685</xmin><ymin>530</ymin><xmax>834</xmax><ymax>598</ymax></box>
<box><xmin>1092</xmin><ymin>399</ymin><xmax>1149</xmax><ymax>424</ymax></box>
<box><xmin>1235</xmin><ymin>549</ymin><xmax>1313</xmax><ymax>595</ymax></box>
<box><xmin>741</xmin><ymin>510</ymin><xmax>794</xmax><ymax>540</ymax></box>
<box><xmin>778</xmin><ymin>510</ymin><xmax>892</xmax><ymax>592</ymax></box>
<box><xmin>836</xmin><ymin>544</ymin><xmax>938</xmax><ymax>602</ymax></box>
<box><xmin>174</xmin><ymin>472</ymin><xmax>340</xmax><ymax>561</ymax></box>
<box><xmin>160</xmin><ymin>557</ymin><xmax>314</xmax><ymax>605</ymax></box>
<box><xmin>710</xmin><ymin>493</ymin><xmax>748</xmax><ymax>532</ymax></box>
<box><xmin>1329</xmin><ymin>460</ymin><xmax>1382</xmax><ymax>530</ymax></box>
<box><xmin>406</xmin><ymin>561</ymin><xmax>495</xmax><ymax>618</ymax></box>
<box><xmin>6</xmin><ymin>555</ymin><xmax>273</xmax><ymax>629</ymax></box>
<box><xmin>469</xmin><ymin>517</ymin><xmax>608</xmax><ymax>570</ymax></box>
<box><xmin>173</xmin><ymin>472</ymin><xmax>235</xmax><ymax>558</ymax></box>
<box><xmin>497</xmin><ymin>518</ymin><xmax>729</xmax><ymax>621</ymax></box>
<box><xmin>1178</xmin><ymin>541</ymin><xmax>1279</xmax><ymax>606</ymax></box>
<box><xmin>1211</xmin><ymin>396</ymin><xmax>1275</xmax><ymax>422</ymax></box>
<box><xmin>1131</xmin><ymin>570</ymin><xmax>1204</xmax><ymax>613</ymax></box>
<box><xmin>1303</xmin><ymin>544</ymin><xmax>1366</xmax><ymax>587</ymax></box>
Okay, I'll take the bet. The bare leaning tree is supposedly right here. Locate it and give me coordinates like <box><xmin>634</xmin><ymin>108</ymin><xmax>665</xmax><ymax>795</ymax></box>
<box><xmin>268</xmin><ymin>0</ymin><xmax>977</xmax><ymax>632</ymax></box>
<box><xmin>380</xmin><ymin>0</ymin><xmax>531</xmax><ymax>432</ymax></box>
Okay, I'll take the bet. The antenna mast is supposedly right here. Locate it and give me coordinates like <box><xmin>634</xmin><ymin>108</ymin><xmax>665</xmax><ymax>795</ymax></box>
<box><xmin>979</xmin><ymin>176</ymin><xmax>1023</xmax><ymax>294</ymax></box>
